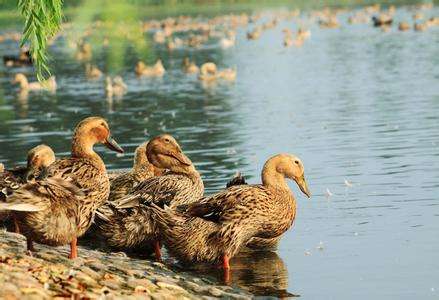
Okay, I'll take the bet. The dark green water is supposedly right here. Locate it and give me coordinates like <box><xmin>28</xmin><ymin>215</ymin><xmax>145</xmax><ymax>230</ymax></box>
<box><xmin>0</xmin><ymin>2</ymin><xmax>438</xmax><ymax>299</ymax></box>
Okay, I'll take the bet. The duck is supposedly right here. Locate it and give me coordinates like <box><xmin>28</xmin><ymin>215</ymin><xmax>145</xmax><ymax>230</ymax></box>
<box><xmin>106</xmin><ymin>76</ymin><xmax>127</xmax><ymax>98</ymax></box>
<box><xmin>0</xmin><ymin>117</ymin><xmax>124</xmax><ymax>259</ymax></box>
<box><xmin>247</xmin><ymin>26</ymin><xmax>262</xmax><ymax>40</ymax></box>
<box><xmin>414</xmin><ymin>22</ymin><xmax>428</xmax><ymax>31</ymax></box>
<box><xmin>372</xmin><ymin>14</ymin><xmax>393</xmax><ymax>27</ymax></box>
<box><xmin>3</xmin><ymin>49</ymin><xmax>32</xmax><ymax>67</ymax></box>
<box><xmin>148</xmin><ymin>153</ymin><xmax>310</xmax><ymax>272</ymax></box>
<box><xmin>105</xmin><ymin>141</ymin><xmax>163</xmax><ymax>203</ymax></box>
<box><xmin>182</xmin><ymin>57</ymin><xmax>199</xmax><ymax>74</ymax></box>
<box><xmin>135</xmin><ymin>60</ymin><xmax>165</xmax><ymax>77</ymax></box>
<box><xmin>12</xmin><ymin>73</ymin><xmax>57</xmax><ymax>92</ymax></box>
<box><xmin>98</xmin><ymin>134</ymin><xmax>204</xmax><ymax>260</ymax></box>
<box><xmin>75</xmin><ymin>42</ymin><xmax>92</xmax><ymax>61</ymax></box>
<box><xmin>0</xmin><ymin>145</ymin><xmax>56</xmax><ymax>233</ymax></box>
<box><xmin>198</xmin><ymin>62</ymin><xmax>218</xmax><ymax>82</ymax></box>
<box><xmin>217</xmin><ymin>67</ymin><xmax>237</xmax><ymax>82</ymax></box>
<box><xmin>319</xmin><ymin>16</ymin><xmax>340</xmax><ymax>29</ymax></box>
<box><xmin>398</xmin><ymin>22</ymin><xmax>411</xmax><ymax>31</ymax></box>
<box><xmin>85</xmin><ymin>63</ymin><xmax>103</xmax><ymax>79</ymax></box>
<box><xmin>220</xmin><ymin>31</ymin><xmax>236</xmax><ymax>49</ymax></box>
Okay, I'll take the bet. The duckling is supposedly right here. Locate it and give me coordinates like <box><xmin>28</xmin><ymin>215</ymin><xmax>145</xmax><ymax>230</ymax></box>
<box><xmin>12</xmin><ymin>73</ymin><xmax>57</xmax><ymax>93</ymax></box>
<box><xmin>135</xmin><ymin>60</ymin><xmax>165</xmax><ymax>77</ymax></box>
<box><xmin>106</xmin><ymin>76</ymin><xmax>127</xmax><ymax>98</ymax></box>
<box><xmin>149</xmin><ymin>153</ymin><xmax>310</xmax><ymax>271</ymax></box>
<box><xmin>85</xmin><ymin>63</ymin><xmax>103</xmax><ymax>79</ymax></box>
<box><xmin>0</xmin><ymin>117</ymin><xmax>123</xmax><ymax>258</ymax></box>
<box><xmin>3</xmin><ymin>49</ymin><xmax>32</xmax><ymax>67</ymax></box>
<box><xmin>0</xmin><ymin>145</ymin><xmax>55</xmax><ymax>233</ymax></box>
<box><xmin>182</xmin><ymin>57</ymin><xmax>199</xmax><ymax>74</ymax></box>
<box><xmin>99</xmin><ymin>134</ymin><xmax>204</xmax><ymax>260</ymax></box>
<box><xmin>398</xmin><ymin>22</ymin><xmax>411</xmax><ymax>31</ymax></box>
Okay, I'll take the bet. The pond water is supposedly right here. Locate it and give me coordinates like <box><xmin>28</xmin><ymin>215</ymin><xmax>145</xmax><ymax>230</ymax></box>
<box><xmin>0</xmin><ymin>2</ymin><xmax>438</xmax><ymax>299</ymax></box>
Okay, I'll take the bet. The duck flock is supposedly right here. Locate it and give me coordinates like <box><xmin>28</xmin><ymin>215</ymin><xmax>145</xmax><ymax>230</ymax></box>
<box><xmin>2</xmin><ymin>3</ymin><xmax>437</xmax><ymax>100</ymax></box>
<box><xmin>0</xmin><ymin>116</ymin><xmax>310</xmax><ymax>278</ymax></box>
<box><xmin>0</xmin><ymin>3</ymin><xmax>438</xmax><ymax>277</ymax></box>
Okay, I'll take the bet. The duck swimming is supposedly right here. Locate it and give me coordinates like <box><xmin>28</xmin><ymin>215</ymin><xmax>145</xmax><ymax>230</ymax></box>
<box><xmin>3</xmin><ymin>49</ymin><xmax>32</xmax><ymax>67</ymax></box>
<box><xmin>12</xmin><ymin>73</ymin><xmax>57</xmax><ymax>92</ymax></box>
<box><xmin>85</xmin><ymin>63</ymin><xmax>103</xmax><ymax>79</ymax></box>
<box><xmin>135</xmin><ymin>60</ymin><xmax>165</xmax><ymax>77</ymax></box>
<box><xmin>98</xmin><ymin>134</ymin><xmax>204</xmax><ymax>260</ymax></box>
<box><xmin>0</xmin><ymin>117</ymin><xmax>123</xmax><ymax>259</ymax></box>
<box><xmin>149</xmin><ymin>153</ymin><xmax>310</xmax><ymax>272</ymax></box>
<box><xmin>182</xmin><ymin>57</ymin><xmax>199</xmax><ymax>74</ymax></box>
<box><xmin>106</xmin><ymin>76</ymin><xmax>127</xmax><ymax>98</ymax></box>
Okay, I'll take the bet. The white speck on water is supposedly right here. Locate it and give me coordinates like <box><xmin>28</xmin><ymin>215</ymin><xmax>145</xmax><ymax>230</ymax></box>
<box><xmin>316</xmin><ymin>241</ymin><xmax>324</xmax><ymax>250</ymax></box>
<box><xmin>305</xmin><ymin>250</ymin><xmax>311</xmax><ymax>256</ymax></box>
<box><xmin>354</xmin><ymin>232</ymin><xmax>359</xmax><ymax>236</ymax></box>
<box><xmin>325</xmin><ymin>188</ymin><xmax>333</xmax><ymax>198</ymax></box>
<box><xmin>344</xmin><ymin>179</ymin><xmax>353</xmax><ymax>187</ymax></box>
<box><xmin>143</xmin><ymin>129</ymin><xmax>148</xmax><ymax>136</ymax></box>
<box><xmin>227</xmin><ymin>148</ymin><xmax>237</xmax><ymax>155</ymax></box>
<box><xmin>116</xmin><ymin>153</ymin><xmax>124</xmax><ymax>158</ymax></box>
<box><xmin>431</xmin><ymin>288</ymin><xmax>435</xmax><ymax>292</ymax></box>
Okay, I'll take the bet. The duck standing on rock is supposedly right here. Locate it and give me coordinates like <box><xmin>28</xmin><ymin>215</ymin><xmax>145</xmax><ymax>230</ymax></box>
<box><xmin>149</xmin><ymin>153</ymin><xmax>310</xmax><ymax>275</ymax></box>
<box><xmin>0</xmin><ymin>117</ymin><xmax>123</xmax><ymax>259</ymax></box>
<box><xmin>97</xmin><ymin>134</ymin><xmax>204</xmax><ymax>260</ymax></box>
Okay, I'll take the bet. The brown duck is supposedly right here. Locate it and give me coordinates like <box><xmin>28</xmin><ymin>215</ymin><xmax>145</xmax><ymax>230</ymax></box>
<box><xmin>0</xmin><ymin>117</ymin><xmax>123</xmax><ymax>258</ymax></box>
<box><xmin>98</xmin><ymin>134</ymin><xmax>204</xmax><ymax>259</ymax></box>
<box><xmin>149</xmin><ymin>153</ymin><xmax>310</xmax><ymax>272</ymax></box>
<box><xmin>0</xmin><ymin>144</ymin><xmax>56</xmax><ymax>232</ymax></box>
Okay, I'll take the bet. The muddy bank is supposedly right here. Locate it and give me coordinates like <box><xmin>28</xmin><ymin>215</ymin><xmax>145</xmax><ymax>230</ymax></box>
<box><xmin>0</xmin><ymin>231</ymin><xmax>251</xmax><ymax>299</ymax></box>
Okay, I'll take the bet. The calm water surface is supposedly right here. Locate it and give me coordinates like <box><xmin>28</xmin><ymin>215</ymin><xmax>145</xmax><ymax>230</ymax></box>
<box><xmin>0</xmin><ymin>4</ymin><xmax>438</xmax><ymax>299</ymax></box>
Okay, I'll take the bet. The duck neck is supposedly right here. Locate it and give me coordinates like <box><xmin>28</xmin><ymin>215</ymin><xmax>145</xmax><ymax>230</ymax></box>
<box><xmin>18</xmin><ymin>77</ymin><xmax>28</xmax><ymax>89</ymax></box>
<box><xmin>71</xmin><ymin>135</ymin><xmax>106</xmax><ymax>172</ymax></box>
<box><xmin>261</xmin><ymin>160</ymin><xmax>291</xmax><ymax>192</ymax></box>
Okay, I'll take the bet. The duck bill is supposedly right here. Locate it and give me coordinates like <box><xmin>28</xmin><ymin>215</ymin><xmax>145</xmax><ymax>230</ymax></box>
<box><xmin>169</xmin><ymin>151</ymin><xmax>192</xmax><ymax>166</ymax></box>
<box><xmin>296</xmin><ymin>175</ymin><xmax>311</xmax><ymax>198</ymax></box>
<box><xmin>104</xmin><ymin>136</ymin><xmax>124</xmax><ymax>154</ymax></box>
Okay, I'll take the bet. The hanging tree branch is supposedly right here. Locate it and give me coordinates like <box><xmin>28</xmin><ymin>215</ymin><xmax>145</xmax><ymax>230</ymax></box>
<box><xmin>18</xmin><ymin>0</ymin><xmax>63</xmax><ymax>81</ymax></box>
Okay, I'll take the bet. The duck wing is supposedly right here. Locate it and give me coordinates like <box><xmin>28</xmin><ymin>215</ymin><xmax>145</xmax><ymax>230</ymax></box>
<box><xmin>0</xmin><ymin>176</ymin><xmax>84</xmax><ymax>212</ymax></box>
<box><xmin>181</xmin><ymin>185</ymin><xmax>269</xmax><ymax>223</ymax></box>
<box><xmin>116</xmin><ymin>174</ymin><xmax>184</xmax><ymax>209</ymax></box>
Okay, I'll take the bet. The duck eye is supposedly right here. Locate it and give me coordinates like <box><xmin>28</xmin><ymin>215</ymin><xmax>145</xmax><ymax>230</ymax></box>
<box><xmin>294</xmin><ymin>160</ymin><xmax>299</xmax><ymax>165</ymax></box>
<box><xmin>164</xmin><ymin>138</ymin><xmax>170</xmax><ymax>143</ymax></box>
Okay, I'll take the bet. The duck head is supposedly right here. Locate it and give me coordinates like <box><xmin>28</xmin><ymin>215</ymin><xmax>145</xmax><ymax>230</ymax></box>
<box><xmin>25</xmin><ymin>144</ymin><xmax>56</xmax><ymax>180</ymax></box>
<box><xmin>146</xmin><ymin>134</ymin><xmax>192</xmax><ymax>172</ymax></box>
<box><xmin>72</xmin><ymin>117</ymin><xmax>124</xmax><ymax>157</ymax></box>
<box><xmin>262</xmin><ymin>153</ymin><xmax>310</xmax><ymax>198</ymax></box>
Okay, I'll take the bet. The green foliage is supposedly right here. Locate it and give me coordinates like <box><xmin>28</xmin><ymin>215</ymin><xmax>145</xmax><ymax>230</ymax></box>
<box><xmin>18</xmin><ymin>0</ymin><xmax>63</xmax><ymax>81</ymax></box>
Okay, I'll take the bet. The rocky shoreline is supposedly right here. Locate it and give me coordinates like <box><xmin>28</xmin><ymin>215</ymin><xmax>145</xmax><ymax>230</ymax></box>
<box><xmin>0</xmin><ymin>231</ymin><xmax>252</xmax><ymax>299</ymax></box>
